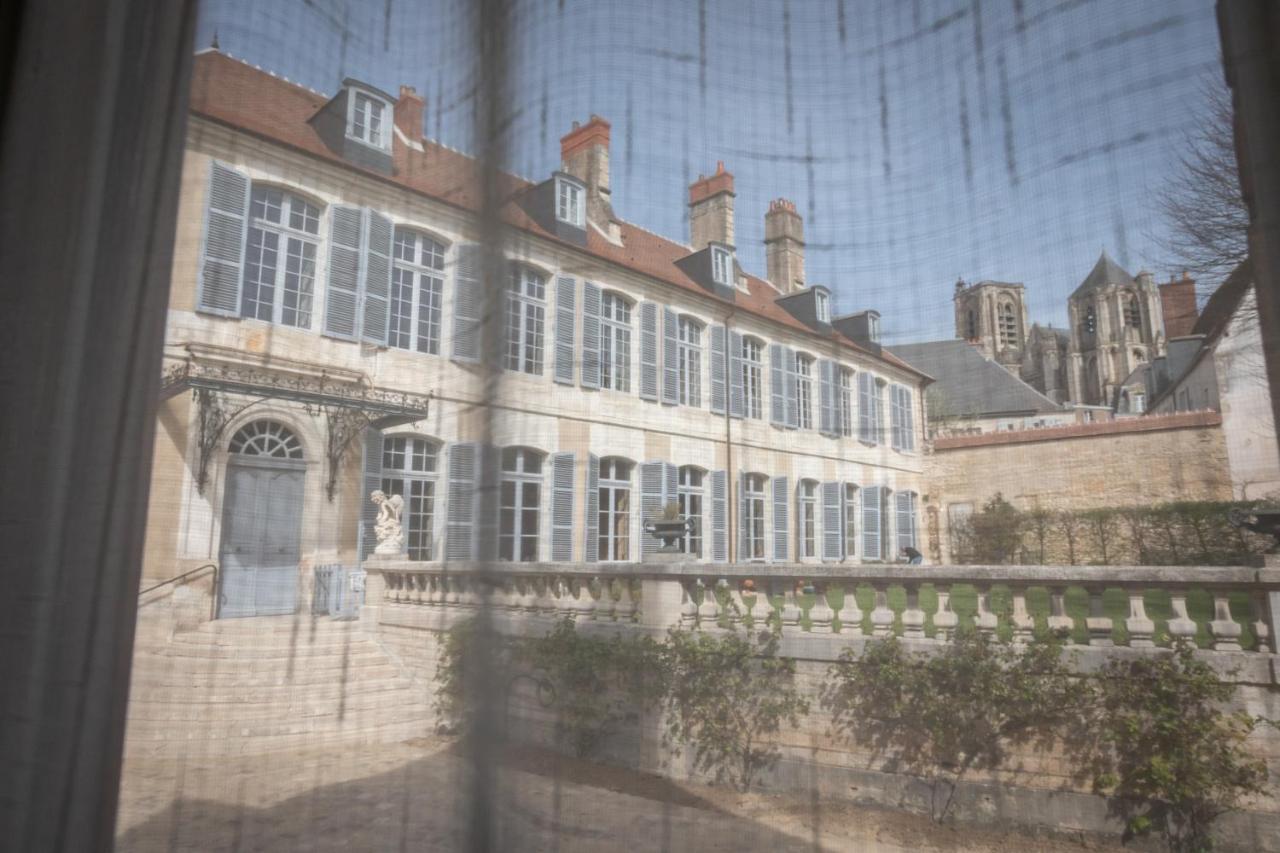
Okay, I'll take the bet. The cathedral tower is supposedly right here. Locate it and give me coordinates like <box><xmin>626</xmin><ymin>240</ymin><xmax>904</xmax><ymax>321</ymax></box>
<box><xmin>953</xmin><ymin>279</ymin><xmax>1030</xmax><ymax>374</ymax></box>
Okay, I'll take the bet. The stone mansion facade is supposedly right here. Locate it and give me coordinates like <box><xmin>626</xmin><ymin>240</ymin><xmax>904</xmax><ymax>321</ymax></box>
<box><xmin>141</xmin><ymin>50</ymin><xmax>929</xmax><ymax>617</ymax></box>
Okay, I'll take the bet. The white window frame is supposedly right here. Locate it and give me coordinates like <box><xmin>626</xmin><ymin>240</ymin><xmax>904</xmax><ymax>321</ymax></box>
<box><xmin>555</xmin><ymin>176</ymin><xmax>585</xmax><ymax>227</ymax></box>
<box><xmin>600</xmin><ymin>291</ymin><xmax>632</xmax><ymax>392</ymax></box>
<box><xmin>678</xmin><ymin>466</ymin><xmax>704</xmax><ymax>557</ymax></box>
<box><xmin>798</xmin><ymin>479</ymin><xmax>818</xmax><ymax>559</ymax></box>
<box><xmin>743</xmin><ymin>473</ymin><xmax>767</xmax><ymax>561</ymax></box>
<box><xmin>796</xmin><ymin>354</ymin><xmax>814</xmax><ymax>430</ymax></box>
<box><xmin>505</xmin><ymin>265</ymin><xmax>547</xmax><ymax>375</ymax></box>
<box><xmin>842</xmin><ymin>483</ymin><xmax>858</xmax><ymax>559</ymax></box>
<box><xmin>838</xmin><ymin>367</ymin><xmax>854</xmax><ymax>437</ymax></box>
<box><xmin>242</xmin><ymin>185</ymin><xmax>321</xmax><ymax>329</ymax></box>
<box><xmin>815</xmin><ymin>290</ymin><xmax>830</xmax><ymax>323</ymax></box>
<box><xmin>380</xmin><ymin>436</ymin><xmax>439</xmax><ymax>561</ymax></box>
<box><xmin>499</xmin><ymin>447</ymin><xmax>543</xmax><ymax>562</ymax></box>
<box><xmin>711</xmin><ymin>246</ymin><xmax>733</xmax><ymax>286</ymax></box>
<box><xmin>346</xmin><ymin>89</ymin><xmax>391</xmax><ymax>151</ymax></box>
<box><xmin>389</xmin><ymin>228</ymin><xmax>445</xmax><ymax>355</ymax></box>
<box><xmin>741</xmin><ymin>336</ymin><xmax>763</xmax><ymax>420</ymax></box>
<box><xmin>677</xmin><ymin>317</ymin><xmax>702</xmax><ymax>407</ymax></box>
<box><xmin>868</xmin><ymin>313</ymin><xmax>881</xmax><ymax>343</ymax></box>
<box><xmin>598</xmin><ymin>457</ymin><xmax>633</xmax><ymax>562</ymax></box>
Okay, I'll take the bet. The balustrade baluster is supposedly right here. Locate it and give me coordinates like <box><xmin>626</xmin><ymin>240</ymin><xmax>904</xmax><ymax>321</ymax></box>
<box><xmin>698</xmin><ymin>579</ymin><xmax>723</xmax><ymax>628</ymax></box>
<box><xmin>1251</xmin><ymin>591</ymin><xmax>1272</xmax><ymax>653</ymax></box>
<box><xmin>615</xmin><ymin>579</ymin><xmax>638</xmax><ymax>623</ymax></box>
<box><xmin>779</xmin><ymin>581</ymin><xmax>802</xmax><ymax>633</ymax></box>
<box><xmin>425</xmin><ymin>574</ymin><xmax>442</xmax><ymax>606</ymax></box>
<box><xmin>810</xmin><ymin>583</ymin><xmax>835</xmax><ymax>634</ymax></box>
<box><xmin>900</xmin><ymin>583</ymin><xmax>925</xmax><ymax>639</ymax></box>
<box><xmin>1209</xmin><ymin>591</ymin><xmax>1243</xmax><ymax>651</ymax></box>
<box><xmin>572</xmin><ymin>577</ymin><xmax>595</xmax><ymax>620</ymax></box>
<box><xmin>591</xmin><ymin>577</ymin><xmax>611</xmax><ymax>621</ymax></box>
<box><xmin>554</xmin><ymin>576</ymin><xmax>576</xmax><ymax>618</ymax></box>
<box><xmin>836</xmin><ymin>583</ymin><xmax>863</xmax><ymax>636</ymax></box>
<box><xmin>933</xmin><ymin>586</ymin><xmax>958</xmax><ymax>642</ymax></box>
<box><xmin>1124</xmin><ymin>590</ymin><xmax>1155</xmax><ymax>647</ymax></box>
<box><xmin>679</xmin><ymin>580</ymin><xmax>698</xmax><ymax>629</ymax></box>
<box><xmin>1010</xmin><ymin>586</ymin><xmax>1035</xmax><ymax>644</ymax></box>
<box><xmin>1046</xmin><ymin>586</ymin><xmax>1072</xmax><ymax>638</ymax></box>
<box><xmin>869</xmin><ymin>584</ymin><xmax>895</xmax><ymax>638</ymax></box>
<box><xmin>1167</xmin><ymin>591</ymin><xmax>1198</xmax><ymax>645</ymax></box>
<box><xmin>974</xmin><ymin>586</ymin><xmax>998</xmax><ymax>638</ymax></box>
<box><xmin>1085</xmin><ymin>587</ymin><xmax>1113</xmax><ymax>646</ymax></box>
<box><xmin>724</xmin><ymin>582</ymin><xmax>746</xmax><ymax>627</ymax></box>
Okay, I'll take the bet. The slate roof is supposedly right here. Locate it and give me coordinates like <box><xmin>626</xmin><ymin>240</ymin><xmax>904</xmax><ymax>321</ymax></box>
<box><xmin>187</xmin><ymin>50</ymin><xmax>926</xmax><ymax>381</ymax></box>
<box><xmin>888</xmin><ymin>340</ymin><xmax>1063</xmax><ymax>417</ymax></box>
<box><xmin>1191</xmin><ymin>258</ymin><xmax>1252</xmax><ymax>343</ymax></box>
<box><xmin>1071</xmin><ymin>251</ymin><xmax>1136</xmax><ymax>298</ymax></box>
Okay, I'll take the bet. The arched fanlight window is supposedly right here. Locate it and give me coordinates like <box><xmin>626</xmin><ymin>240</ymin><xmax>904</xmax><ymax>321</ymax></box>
<box><xmin>228</xmin><ymin>420</ymin><xmax>303</xmax><ymax>460</ymax></box>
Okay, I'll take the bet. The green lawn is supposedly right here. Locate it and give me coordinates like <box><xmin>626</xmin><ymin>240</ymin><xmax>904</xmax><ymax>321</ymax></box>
<box><xmin>714</xmin><ymin>584</ymin><xmax>1256</xmax><ymax>649</ymax></box>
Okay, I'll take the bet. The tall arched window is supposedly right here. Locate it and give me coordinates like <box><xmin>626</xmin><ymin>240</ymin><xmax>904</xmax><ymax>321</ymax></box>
<box><xmin>677</xmin><ymin>466</ymin><xmax>704</xmax><ymax>557</ymax></box>
<box><xmin>229</xmin><ymin>420</ymin><xmax>303</xmax><ymax>459</ymax></box>
<box><xmin>677</xmin><ymin>317</ymin><xmax>702</xmax><ymax>407</ymax></box>
<box><xmin>1124</xmin><ymin>294</ymin><xmax>1141</xmax><ymax>328</ymax></box>
<box><xmin>742</xmin><ymin>473</ymin><xmax>767</xmax><ymax>560</ymax></box>
<box><xmin>741</xmin><ymin>336</ymin><xmax>764</xmax><ymax>419</ymax></box>
<box><xmin>380</xmin><ymin>436</ymin><xmax>439</xmax><ymax>561</ymax></box>
<box><xmin>242</xmin><ymin>185</ymin><xmax>321</xmax><ymax>328</ymax></box>
<box><xmin>838</xmin><ymin>367</ymin><xmax>855</xmax><ymax>437</ymax></box>
<box><xmin>966</xmin><ymin>309</ymin><xmax>977</xmax><ymax>340</ymax></box>
<box><xmin>390</xmin><ymin>228</ymin><xmax>444</xmax><ymax>354</ymax></box>
<box><xmin>600</xmin><ymin>292</ymin><xmax>631</xmax><ymax>391</ymax></box>
<box><xmin>797</xmin><ymin>479</ymin><xmax>819</xmax><ymax>558</ymax></box>
<box><xmin>505</xmin><ymin>265</ymin><xmax>546</xmax><ymax>375</ymax></box>
<box><xmin>597</xmin><ymin>457</ymin><xmax>632</xmax><ymax>561</ymax></box>
<box><xmin>842</xmin><ymin>483</ymin><xmax>859</xmax><ymax>558</ymax></box>
<box><xmin>499</xmin><ymin>447</ymin><xmax>543</xmax><ymax>561</ymax></box>
<box><xmin>795</xmin><ymin>354</ymin><xmax>814</xmax><ymax>429</ymax></box>
<box><xmin>998</xmin><ymin>301</ymin><xmax>1018</xmax><ymax>346</ymax></box>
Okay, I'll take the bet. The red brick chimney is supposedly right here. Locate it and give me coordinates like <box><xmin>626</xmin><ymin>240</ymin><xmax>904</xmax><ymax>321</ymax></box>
<box><xmin>689</xmin><ymin>161</ymin><xmax>735</xmax><ymax>248</ymax></box>
<box><xmin>560</xmin><ymin>115</ymin><xmax>614</xmax><ymax>227</ymax></box>
<box><xmin>764</xmin><ymin>198</ymin><xmax>804</xmax><ymax>293</ymax></box>
<box><xmin>1159</xmin><ymin>271</ymin><xmax>1198</xmax><ymax>338</ymax></box>
<box><xmin>394</xmin><ymin>85</ymin><xmax>425</xmax><ymax>140</ymax></box>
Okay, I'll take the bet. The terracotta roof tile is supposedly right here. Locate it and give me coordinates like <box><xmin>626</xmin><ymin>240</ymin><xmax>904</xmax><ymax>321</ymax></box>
<box><xmin>188</xmin><ymin>51</ymin><xmax>926</xmax><ymax>380</ymax></box>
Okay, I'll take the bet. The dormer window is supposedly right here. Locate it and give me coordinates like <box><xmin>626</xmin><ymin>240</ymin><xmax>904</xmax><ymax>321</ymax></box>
<box><xmin>711</xmin><ymin>246</ymin><xmax>733</xmax><ymax>286</ymax></box>
<box><xmin>347</xmin><ymin>90</ymin><xmax>390</xmax><ymax>150</ymax></box>
<box><xmin>815</xmin><ymin>290</ymin><xmax>830</xmax><ymax>323</ymax></box>
<box><xmin>555</xmin><ymin>176</ymin><xmax>584</xmax><ymax>227</ymax></box>
<box><xmin>868</xmin><ymin>313</ymin><xmax>881</xmax><ymax>343</ymax></box>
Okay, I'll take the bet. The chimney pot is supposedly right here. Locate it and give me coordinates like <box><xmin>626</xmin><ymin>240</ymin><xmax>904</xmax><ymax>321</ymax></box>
<box><xmin>688</xmin><ymin>164</ymin><xmax>736</xmax><ymax>249</ymax></box>
<box><xmin>765</xmin><ymin>196</ymin><xmax>805</xmax><ymax>293</ymax></box>
<box><xmin>560</xmin><ymin>116</ymin><xmax>614</xmax><ymax>228</ymax></box>
<box><xmin>394</xmin><ymin>85</ymin><xmax>426</xmax><ymax>139</ymax></box>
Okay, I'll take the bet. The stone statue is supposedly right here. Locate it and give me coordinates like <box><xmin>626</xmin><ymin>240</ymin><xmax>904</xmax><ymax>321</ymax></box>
<box><xmin>370</xmin><ymin>490</ymin><xmax>405</xmax><ymax>556</ymax></box>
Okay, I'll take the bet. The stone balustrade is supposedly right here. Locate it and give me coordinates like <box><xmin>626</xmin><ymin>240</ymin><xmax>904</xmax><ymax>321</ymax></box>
<box><xmin>363</xmin><ymin>559</ymin><xmax>1280</xmax><ymax>668</ymax></box>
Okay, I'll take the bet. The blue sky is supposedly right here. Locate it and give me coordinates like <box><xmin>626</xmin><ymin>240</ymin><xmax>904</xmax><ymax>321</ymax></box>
<box><xmin>195</xmin><ymin>0</ymin><xmax>1225</xmax><ymax>343</ymax></box>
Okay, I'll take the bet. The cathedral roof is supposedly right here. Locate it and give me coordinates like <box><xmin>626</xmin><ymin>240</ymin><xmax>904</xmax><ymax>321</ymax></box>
<box><xmin>1071</xmin><ymin>251</ymin><xmax>1136</xmax><ymax>299</ymax></box>
<box><xmin>889</xmin><ymin>339</ymin><xmax>1063</xmax><ymax>418</ymax></box>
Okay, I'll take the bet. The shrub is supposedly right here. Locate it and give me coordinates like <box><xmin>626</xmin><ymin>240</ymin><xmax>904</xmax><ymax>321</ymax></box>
<box><xmin>967</xmin><ymin>493</ymin><xmax>1024</xmax><ymax>564</ymax></box>
<box><xmin>1088</xmin><ymin>642</ymin><xmax>1272</xmax><ymax>852</ymax></box>
<box><xmin>662</xmin><ymin>627</ymin><xmax>809</xmax><ymax>792</ymax></box>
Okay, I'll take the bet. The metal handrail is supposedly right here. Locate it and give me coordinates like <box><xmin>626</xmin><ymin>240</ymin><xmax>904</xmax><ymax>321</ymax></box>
<box><xmin>138</xmin><ymin>563</ymin><xmax>217</xmax><ymax>598</ymax></box>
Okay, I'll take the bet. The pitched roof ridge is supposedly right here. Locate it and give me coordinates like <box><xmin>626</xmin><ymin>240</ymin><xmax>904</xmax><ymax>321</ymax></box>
<box><xmin>202</xmin><ymin>49</ymin><xmax>329</xmax><ymax>99</ymax></box>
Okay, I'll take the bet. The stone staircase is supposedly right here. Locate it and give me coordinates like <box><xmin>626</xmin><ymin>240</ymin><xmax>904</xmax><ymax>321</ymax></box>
<box><xmin>122</xmin><ymin>614</ymin><xmax>435</xmax><ymax>758</ymax></box>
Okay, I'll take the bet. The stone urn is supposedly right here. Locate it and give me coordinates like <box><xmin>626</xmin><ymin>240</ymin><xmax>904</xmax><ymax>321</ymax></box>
<box><xmin>644</xmin><ymin>502</ymin><xmax>693</xmax><ymax>553</ymax></box>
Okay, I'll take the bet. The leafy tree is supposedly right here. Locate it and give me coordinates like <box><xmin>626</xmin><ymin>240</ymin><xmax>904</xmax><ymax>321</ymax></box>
<box><xmin>1025</xmin><ymin>506</ymin><xmax>1054</xmax><ymax>564</ymax></box>
<box><xmin>433</xmin><ymin>617</ymin><xmax>481</xmax><ymax>732</ymax></box>
<box><xmin>1088</xmin><ymin>643</ymin><xmax>1272</xmax><ymax>852</ymax></box>
<box><xmin>662</xmin><ymin>627</ymin><xmax>809</xmax><ymax>792</ymax></box>
<box><xmin>1082</xmin><ymin>509</ymin><xmax>1119</xmax><ymax>564</ymax></box>
<box><xmin>823</xmin><ymin>629</ymin><xmax>1086</xmax><ymax>822</ymax></box>
<box><xmin>967</xmin><ymin>493</ymin><xmax>1024</xmax><ymax>564</ymax></box>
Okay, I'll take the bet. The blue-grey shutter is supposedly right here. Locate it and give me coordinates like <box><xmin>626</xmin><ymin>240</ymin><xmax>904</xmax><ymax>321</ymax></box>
<box><xmin>728</xmin><ymin>331</ymin><xmax>745</xmax><ymax>418</ymax></box>
<box><xmin>710</xmin><ymin>470</ymin><xmax>728</xmax><ymax>563</ymax></box>
<box><xmin>897</xmin><ymin>491</ymin><xmax>917</xmax><ymax>552</ymax></box>
<box><xmin>888</xmin><ymin>385</ymin><xmax>900</xmax><ymax>449</ymax></box>
<box><xmin>902</xmin><ymin>387</ymin><xmax>915</xmax><ymax>450</ymax></box>
<box><xmin>361</xmin><ymin>209</ymin><xmax>393</xmax><ymax>345</ymax></box>
<box><xmin>639</xmin><ymin>302</ymin><xmax>659</xmax><ymax>401</ymax></box>
<box><xmin>584</xmin><ymin>454</ymin><xmax>600</xmax><ymax>561</ymax></box>
<box><xmin>858</xmin><ymin>372</ymin><xmax>875</xmax><ymax>443</ymax></box>
<box><xmin>737</xmin><ymin>471</ymin><xmax>749</xmax><ymax>560</ymax></box>
<box><xmin>358</xmin><ymin>427</ymin><xmax>384</xmax><ymax>560</ymax></box>
<box><xmin>450</xmin><ymin>244</ymin><xmax>482</xmax><ymax>362</ymax></box>
<box><xmin>771</xmin><ymin>475</ymin><xmax>789</xmax><ymax>562</ymax></box>
<box><xmin>196</xmin><ymin>161</ymin><xmax>250</xmax><ymax>316</ymax></box>
<box><xmin>640</xmin><ymin>461</ymin><xmax>665</xmax><ymax>557</ymax></box>
<box><xmin>550</xmin><ymin>451</ymin><xmax>575</xmax><ymax>561</ymax></box>
<box><xmin>662</xmin><ymin>307</ymin><xmax>679</xmax><ymax>405</ymax></box>
<box><xmin>769</xmin><ymin>343</ymin><xmax>786</xmax><ymax>426</ymax></box>
<box><xmin>821</xmin><ymin>481</ymin><xmax>841</xmax><ymax>561</ymax></box>
<box><xmin>784</xmin><ymin>348</ymin><xmax>799</xmax><ymax>429</ymax></box>
<box><xmin>819</xmin><ymin>360</ymin><xmax>836</xmax><ymax>436</ymax></box>
<box><xmin>862</xmin><ymin>486</ymin><xmax>882</xmax><ymax>560</ymax></box>
<box><xmin>323</xmin><ymin>205</ymin><xmax>364</xmax><ymax>339</ymax></box>
<box><xmin>445</xmin><ymin>442</ymin><xmax>477</xmax><ymax>561</ymax></box>
<box><xmin>709</xmin><ymin>324</ymin><xmax>727</xmax><ymax>414</ymax></box>
<box><xmin>554</xmin><ymin>276</ymin><xmax>576</xmax><ymax>385</ymax></box>
<box><xmin>581</xmin><ymin>282</ymin><xmax>602</xmax><ymax>389</ymax></box>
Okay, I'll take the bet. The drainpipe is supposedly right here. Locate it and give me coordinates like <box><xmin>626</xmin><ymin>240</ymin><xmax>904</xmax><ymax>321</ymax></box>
<box><xmin>723</xmin><ymin>307</ymin><xmax>737</xmax><ymax>563</ymax></box>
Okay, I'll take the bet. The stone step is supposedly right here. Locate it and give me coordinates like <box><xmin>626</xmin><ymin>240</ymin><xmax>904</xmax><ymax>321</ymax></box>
<box><xmin>125</xmin><ymin>681</ymin><xmax>430</xmax><ymax>713</ymax></box>
<box><xmin>128</xmin><ymin>656</ymin><xmax>403</xmax><ymax>681</ymax></box>
<box><xmin>122</xmin><ymin>719</ymin><xmax>434</xmax><ymax>758</ymax></box>
<box><xmin>123</xmin><ymin>710</ymin><xmax>435</xmax><ymax>745</ymax></box>
<box><xmin>140</xmin><ymin>638</ymin><xmax>388</xmax><ymax>658</ymax></box>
